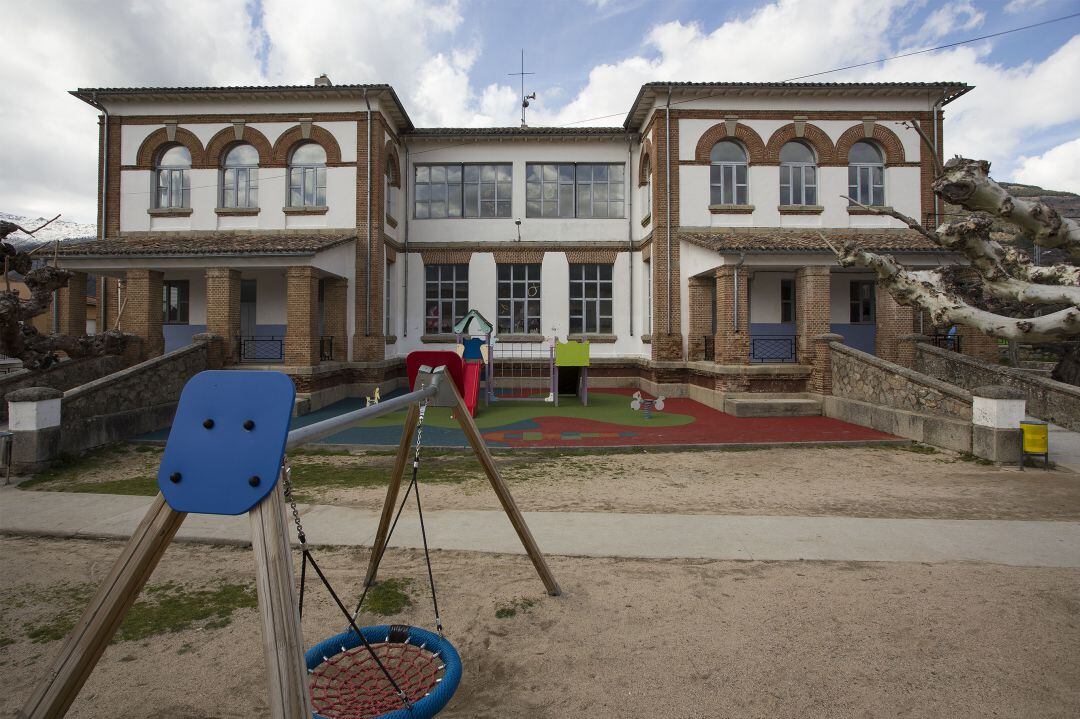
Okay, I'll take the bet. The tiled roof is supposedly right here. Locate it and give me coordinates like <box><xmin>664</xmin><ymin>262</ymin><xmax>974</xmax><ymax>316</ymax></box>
<box><xmin>55</xmin><ymin>231</ymin><xmax>355</xmax><ymax>257</ymax></box>
<box><xmin>410</xmin><ymin>126</ymin><xmax>631</xmax><ymax>138</ymax></box>
<box><xmin>679</xmin><ymin>227</ymin><xmax>945</xmax><ymax>253</ymax></box>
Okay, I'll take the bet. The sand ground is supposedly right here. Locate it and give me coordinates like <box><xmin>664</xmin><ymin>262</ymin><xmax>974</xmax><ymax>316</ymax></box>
<box><xmin>24</xmin><ymin>444</ymin><xmax>1080</xmax><ymax>520</ymax></box>
<box><xmin>2</xmin><ymin>536</ymin><xmax>1078</xmax><ymax>719</ymax></box>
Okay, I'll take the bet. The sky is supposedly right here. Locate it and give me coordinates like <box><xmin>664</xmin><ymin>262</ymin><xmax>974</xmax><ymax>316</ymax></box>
<box><xmin>2</xmin><ymin>0</ymin><xmax>1079</xmax><ymax>224</ymax></box>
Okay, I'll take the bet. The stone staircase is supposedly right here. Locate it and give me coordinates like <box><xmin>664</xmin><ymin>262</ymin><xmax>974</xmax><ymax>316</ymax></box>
<box><xmin>722</xmin><ymin>393</ymin><xmax>823</xmax><ymax>417</ymax></box>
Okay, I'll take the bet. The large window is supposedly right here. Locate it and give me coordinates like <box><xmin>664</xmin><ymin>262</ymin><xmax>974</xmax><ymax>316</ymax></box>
<box><xmin>642</xmin><ymin>155</ymin><xmax>652</xmax><ymax>218</ymax></box>
<box><xmin>779</xmin><ymin>142</ymin><xmax>817</xmax><ymax>206</ymax></box>
<box><xmin>497</xmin><ymin>264</ymin><xmax>541</xmax><ymax>334</ymax></box>
<box><xmin>414</xmin><ymin>164</ymin><xmax>511</xmax><ymax>219</ymax></box>
<box><xmin>709</xmin><ymin>141</ymin><xmax>748</xmax><ymax>205</ymax></box>
<box><xmin>780</xmin><ymin>278</ymin><xmax>796</xmax><ymax>323</ymax></box>
<box><xmin>288</xmin><ymin>143</ymin><xmax>327</xmax><ymax>208</ymax></box>
<box><xmin>849</xmin><ymin>280</ymin><xmax>875</xmax><ymax>323</ymax></box>
<box><xmin>154</xmin><ymin>145</ymin><xmax>191</xmax><ymax>209</ymax></box>
<box><xmin>162</xmin><ymin>280</ymin><xmax>190</xmax><ymax>324</ymax></box>
<box><xmin>848</xmin><ymin>141</ymin><xmax>885</xmax><ymax>206</ymax></box>
<box><xmin>569</xmin><ymin>264</ymin><xmax>613</xmax><ymax>334</ymax></box>
<box><xmin>526</xmin><ymin>163</ymin><xmax>625</xmax><ymax>218</ymax></box>
<box><xmin>221</xmin><ymin>143</ymin><xmax>259</xmax><ymax>209</ymax></box>
<box><xmin>424</xmin><ymin>264</ymin><xmax>468</xmax><ymax>334</ymax></box>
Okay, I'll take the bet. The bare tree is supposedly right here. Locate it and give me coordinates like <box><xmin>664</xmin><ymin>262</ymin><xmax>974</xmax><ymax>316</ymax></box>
<box><xmin>827</xmin><ymin>153</ymin><xmax>1080</xmax><ymax>385</ymax></box>
<box><xmin>0</xmin><ymin>217</ymin><xmax>133</xmax><ymax>369</ymax></box>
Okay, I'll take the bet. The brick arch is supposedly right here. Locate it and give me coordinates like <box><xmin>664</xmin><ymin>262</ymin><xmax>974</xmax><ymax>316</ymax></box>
<box><xmin>835</xmin><ymin>123</ymin><xmax>907</xmax><ymax>166</ymax></box>
<box><xmin>270</xmin><ymin>124</ymin><xmax>343</xmax><ymax>167</ymax></box>
<box><xmin>135</xmin><ymin>127</ymin><xmax>206</xmax><ymax>169</ymax></box>
<box><xmin>638</xmin><ymin>139</ymin><xmax>654</xmax><ymax>187</ymax></box>
<box><xmin>693</xmin><ymin>122</ymin><xmax>766</xmax><ymax>165</ymax></box>
<box><xmin>201</xmin><ymin>125</ymin><xmax>273</xmax><ymax>169</ymax></box>
<box><xmin>383</xmin><ymin>142</ymin><xmax>401</xmax><ymax>187</ymax></box>
<box><xmin>763</xmin><ymin>123</ymin><xmax>837</xmax><ymax>166</ymax></box>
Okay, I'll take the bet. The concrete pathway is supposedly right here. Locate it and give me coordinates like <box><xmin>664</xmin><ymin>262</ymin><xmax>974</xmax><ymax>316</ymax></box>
<box><xmin>3</xmin><ymin>488</ymin><xmax>1079</xmax><ymax>568</ymax></box>
<box><xmin>1044</xmin><ymin>420</ymin><xmax>1080</xmax><ymax>474</ymax></box>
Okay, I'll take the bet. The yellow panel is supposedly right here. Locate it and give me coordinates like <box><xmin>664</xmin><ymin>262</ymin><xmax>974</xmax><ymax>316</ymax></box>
<box><xmin>1020</xmin><ymin>422</ymin><xmax>1048</xmax><ymax>454</ymax></box>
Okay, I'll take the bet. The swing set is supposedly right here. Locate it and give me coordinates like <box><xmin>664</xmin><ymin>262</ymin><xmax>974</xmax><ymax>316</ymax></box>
<box><xmin>19</xmin><ymin>363</ymin><xmax>560</xmax><ymax>719</ymax></box>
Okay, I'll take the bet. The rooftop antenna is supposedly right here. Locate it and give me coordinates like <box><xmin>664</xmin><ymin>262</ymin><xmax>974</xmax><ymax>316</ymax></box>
<box><xmin>508</xmin><ymin>48</ymin><xmax>536</xmax><ymax>127</ymax></box>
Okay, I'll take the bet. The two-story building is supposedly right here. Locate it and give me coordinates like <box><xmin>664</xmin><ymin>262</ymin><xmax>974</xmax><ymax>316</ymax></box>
<box><xmin>56</xmin><ymin>78</ymin><xmax>981</xmax><ymax>409</ymax></box>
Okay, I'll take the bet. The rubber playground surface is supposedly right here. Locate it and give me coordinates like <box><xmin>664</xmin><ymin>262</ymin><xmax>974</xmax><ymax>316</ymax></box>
<box><xmin>273</xmin><ymin>388</ymin><xmax>895</xmax><ymax>448</ymax></box>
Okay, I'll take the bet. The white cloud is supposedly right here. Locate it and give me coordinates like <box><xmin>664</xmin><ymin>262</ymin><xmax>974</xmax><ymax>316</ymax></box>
<box><xmin>919</xmin><ymin>1</ymin><xmax>985</xmax><ymax>40</ymax></box>
<box><xmin>1005</xmin><ymin>0</ymin><xmax>1050</xmax><ymax>14</ymax></box>
<box><xmin>1014</xmin><ymin>138</ymin><xmax>1080</xmax><ymax>193</ymax></box>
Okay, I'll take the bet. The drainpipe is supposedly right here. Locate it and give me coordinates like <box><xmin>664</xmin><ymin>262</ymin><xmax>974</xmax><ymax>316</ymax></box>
<box><xmin>403</xmin><ymin>144</ymin><xmax>409</xmax><ymax>336</ymax></box>
<box><xmin>733</xmin><ymin>253</ymin><xmax>745</xmax><ymax>333</ymax></box>
<box><xmin>664</xmin><ymin>85</ymin><xmax>673</xmax><ymax>336</ymax></box>
<box><xmin>364</xmin><ymin>89</ymin><xmax>372</xmax><ymax>336</ymax></box>
<box><xmin>627</xmin><ymin>138</ymin><xmax>634</xmax><ymax>336</ymax></box>
<box><xmin>89</xmin><ymin>92</ymin><xmax>110</xmax><ymax>325</ymax></box>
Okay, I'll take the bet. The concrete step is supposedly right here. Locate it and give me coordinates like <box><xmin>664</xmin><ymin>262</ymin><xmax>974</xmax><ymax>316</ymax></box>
<box><xmin>723</xmin><ymin>395</ymin><xmax>823</xmax><ymax>418</ymax></box>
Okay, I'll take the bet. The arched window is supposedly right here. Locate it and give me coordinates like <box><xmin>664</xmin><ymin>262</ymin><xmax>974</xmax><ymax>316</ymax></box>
<box><xmin>155</xmin><ymin>145</ymin><xmax>191</xmax><ymax>209</ymax></box>
<box><xmin>288</xmin><ymin>143</ymin><xmax>327</xmax><ymax>208</ymax></box>
<box><xmin>221</xmin><ymin>143</ymin><xmax>259</xmax><ymax>209</ymax></box>
<box><xmin>848</xmin><ymin>141</ymin><xmax>884</xmax><ymax>206</ymax></box>
<box><xmin>642</xmin><ymin>153</ymin><xmax>652</xmax><ymax>217</ymax></box>
<box><xmin>710</xmin><ymin>141</ymin><xmax>748</xmax><ymax>205</ymax></box>
<box><xmin>385</xmin><ymin>161</ymin><xmax>395</xmax><ymax>219</ymax></box>
<box><xmin>779</xmin><ymin>142</ymin><xmax>817</xmax><ymax>206</ymax></box>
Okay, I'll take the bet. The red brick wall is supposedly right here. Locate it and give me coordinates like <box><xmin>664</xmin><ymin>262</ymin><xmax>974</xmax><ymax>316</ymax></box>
<box><xmin>205</xmin><ymin>268</ymin><xmax>241</xmax><ymax>364</ymax></box>
<box><xmin>285</xmin><ymin>266</ymin><xmax>320</xmax><ymax>366</ymax></box>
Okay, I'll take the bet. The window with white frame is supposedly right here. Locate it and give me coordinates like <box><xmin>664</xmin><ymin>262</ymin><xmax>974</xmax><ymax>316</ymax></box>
<box><xmin>154</xmin><ymin>145</ymin><xmax>191</xmax><ymax>209</ymax></box>
<box><xmin>221</xmin><ymin>143</ymin><xmax>259</xmax><ymax>209</ymax></box>
<box><xmin>288</xmin><ymin>143</ymin><xmax>327</xmax><ymax>207</ymax></box>
<box><xmin>525</xmin><ymin>163</ymin><xmax>625</xmax><ymax>218</ymax></box>
<box><xmin>569</xmin><ymin>264</ymin><xmax>613</xmax><ymax>334</ymax></box>
<box><xmin>414</xmin><ymin>164</ymin><xmax>510</xmax><ymax>219</ymax></box>
<box><xmin>424</xmin><ymin>264</ymin><xmax>468</xmax><ymax>334</ymax></box>
<box><xmin>848</xmin><ymin>141</ymin><xmax>885</xmax><ymax>206</ymax></box>
<box><xmin>849</xmin><ymin>280</ymin><xmax>875</xmax><ymax>323</ymax></box>
<box><xmin>496</xmin><ymin>264</ymin><xmax>541</xmax><ymax>334</ymax></box>
<box><xmin>162</xmin><ymin>280</ymin><xmax>190</xmax><ymax>324</ymax></box>
<box><xmin>709</xmin><ymin>141</ymin><xmax>748</xmax><ymax>205</ymax></box>
<box><xmin>779</xmin><ymin>142</ymin><xmax>817</xmax><ymax>206</ymax></box>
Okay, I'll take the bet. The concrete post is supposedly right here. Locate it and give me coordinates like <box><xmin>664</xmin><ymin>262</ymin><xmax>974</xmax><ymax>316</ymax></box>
<box><xmin>970</xmin><ymin>385</ymin><xmax>1025</xmax><ymax>465</ymax></box>
<box><xmin>7</xmin><ymin>387</ymin><xmax>63</xmax><ymax>473</ymax></box>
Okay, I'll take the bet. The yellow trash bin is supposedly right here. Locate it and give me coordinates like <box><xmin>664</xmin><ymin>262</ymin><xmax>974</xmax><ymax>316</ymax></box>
<box><xmin>1019</xmin><ymin>420</ymin><xmax>1049</xmax><ymax>470</ymax></box>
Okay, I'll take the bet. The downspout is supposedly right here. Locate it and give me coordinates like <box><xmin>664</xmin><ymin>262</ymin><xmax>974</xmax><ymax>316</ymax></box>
<box><xmin>733</xmin><ymin>253</ymin><xmax>745</xmax><ymax>332</ymax></box>
<box><xmin>364</xmin><ymin>89</ymin><xmax>372</xmax><ymax>336</ymax></box>
<box><xmin>90</xmin><ymin>92</ymin><xmax>110</xmax><ymax>328</ymax></box>
<box><xmin>664</xmin><ymin>85</ymin><xmax>673</xmax><ymax>336</ymax></box>
<box><xmin>403</xmin><ymin>144</ymin><xmax>409</xmax><ymax>336</ymax></box>
<box><xmin>627</xmin><ymin>138</ymin><xmax>634</xmax><ymax>336</ymax></box>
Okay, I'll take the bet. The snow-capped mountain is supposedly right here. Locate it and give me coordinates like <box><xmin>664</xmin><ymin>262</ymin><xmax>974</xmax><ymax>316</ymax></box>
<box><xmin>1</xmin><ymin>212</ymin><xmax>97</xmax><ymax>248</ymax></box>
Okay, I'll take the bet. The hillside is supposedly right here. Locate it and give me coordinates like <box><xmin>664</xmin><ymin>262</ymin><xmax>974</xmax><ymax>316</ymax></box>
<box><xmin>0</xmin><ymin>212</ymin><xmax>96</xmax><ymax>250</ymax></box>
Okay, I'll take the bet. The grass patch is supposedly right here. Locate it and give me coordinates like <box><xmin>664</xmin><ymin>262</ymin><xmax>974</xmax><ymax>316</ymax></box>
<box><xmin>363</xmin><ymin>578</ymin><xmax>412</xmax><ymax>616</ymax></box>
<box><xmin>0</xmin><ymin>636</ymin><xmax>14</xmax><ymax>649</ymax></box>
<box><xmin>289</xmin><ymin>447</ymin><xmax>354</xmax><ymax>457</ymax></box>
<box><xmin>957</xmin><ymin>453</ymin><xmax>995</xmax><ymax>466</ymax></box>
<box><xmin>495</xmin><ymin>596</ymin><xmax>537</xmax><ymax>619</ymax></box>
<box><xmin>26</xmin><ymin>476</ymin><xmax>159</xmax><ymax>496</ymax></box>
<box><xmin>133</xmin><ymin>444</ymin><xmax>162</xmax><ymax>454</ymax></box>
<box><xmin>288</xmin><ymin>457</ymin><xmax>476</xmax><ymax>500</ymax></box>
<box><xmin>114</xmin><ymin>581</ymin><xmax>257</xmax><ymax>642</ymax></box>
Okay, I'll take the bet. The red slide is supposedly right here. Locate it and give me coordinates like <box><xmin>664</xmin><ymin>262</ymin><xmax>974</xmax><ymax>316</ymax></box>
<box><xmin>461</xmin><ymin>361</ymin><xmax>481</xmax><ymax>417</ymax></box>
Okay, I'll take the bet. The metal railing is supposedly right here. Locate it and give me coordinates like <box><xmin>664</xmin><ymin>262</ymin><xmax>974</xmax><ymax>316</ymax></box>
<box><xmin>319</xmin><ymin>335</ymin><xmax>334</xmax><ymax>362</ymax></box>
<box><xmin>750</xmin><ymin>335</ymin><xmax>797</xmax><ymax>363</ymax></box>
<box><xmin>237</xmin><ymin>335</ymin><xmax>284</xmax><ymax>363</ymax></box>
<box><xmin>928</xmin><ymin>333</ymin><xmax>962</xmax><ymax>353</ymax></box>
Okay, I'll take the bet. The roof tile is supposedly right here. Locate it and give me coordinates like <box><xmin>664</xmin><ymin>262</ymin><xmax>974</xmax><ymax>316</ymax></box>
<box><xmin>55</xmin><ymin>231</ymin><xmax>355</xmax><ymax>257</ymax></box>
<box><xmin>679</xmin><ymin>227</ymin><xmax>944</xmax><ymax>253</ymax></box>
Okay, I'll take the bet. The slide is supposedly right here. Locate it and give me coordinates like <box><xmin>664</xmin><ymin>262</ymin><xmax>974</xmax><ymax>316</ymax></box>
<box><xmin>461</xmin><ymin>361</ymin><xmax>482</xmax><ymax>417</ymax></box>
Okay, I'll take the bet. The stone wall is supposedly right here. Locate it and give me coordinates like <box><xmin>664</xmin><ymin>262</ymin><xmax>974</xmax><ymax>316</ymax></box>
<box><xmin>0</xmin><ymin>354</ymin><xmax>134</xmax><ymax>422</ymax></box>
<box><xmin>830</xmin><ymin>342</ymin><xmax>973</xmax><ymax>420</ymax></box>
<box><xmin>59</xmin><ymin>341</ymin><xmax>212</xmax><ymax>454</ymax></box>
<box><xmin>916</xmin><ymin>343</ymin><xmax>1080</xmax><ymax>432</ymax></box>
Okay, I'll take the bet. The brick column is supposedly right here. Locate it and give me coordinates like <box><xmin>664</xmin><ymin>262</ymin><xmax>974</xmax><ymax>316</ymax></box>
<box><xmin>103</xmin><ymin>276</ymin><xmax>120</xmax><ymax>332</ymax></box>
<box><xmin>205</xmin><ymin>268</ymin><xmax>241</xmax><ymax>364</ymax></box>
<box><xmin>323</xmin><ymin>276</ymin><xmax>349</xmax><ymax>362</ymax></box>
<box><xmin>285</xmin><ymin>266</ymin><xmax>320</xmax><ymax>367</ymax></box>
<box><xmin>795</xmin><ymin>266</ymin><xmax>831</xmax><ymax>365</ymax></box>
<box><xmin>119</xmin><ymin>269</ymin><xmax>163</xmax><ymax>358</ymax></box>
<box><xmin>957</xmin><ymin>324</ymin><xmax>999</xmax><ymax>362</ymax></box>
<box><xmin>687</xmin><ymin>276</ymin><xmax>713</xmax><ymax>361</ymax></box>
<box><xmin>56</xmin><ymin>271</ymin><xmax>87</xmax><ymax>337</ymax></box>
<box><xmin>650</xmin><ymin>118</ymin><xmax>682</xmax><ymax>361</ymax></box>
<box><xmin>809</xmin><ymin>332</ymin><xmax>844</xmax><ymax>394</ymax></box>
<box><xmin>874</xmin><ymin>280</ymin><xmax>916</xmax><ymax>365</ymax></box>
<box><xmin>714</xmin><ymin>266</ymin><xmax>750</xmax><ymax>364</ymax></box>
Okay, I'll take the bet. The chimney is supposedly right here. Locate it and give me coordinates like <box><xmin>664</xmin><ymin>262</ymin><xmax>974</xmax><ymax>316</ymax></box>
<box><xmin>314</xmin><ymin>74</ymin><xmax>332</xmax><ymax>87</ymax></box>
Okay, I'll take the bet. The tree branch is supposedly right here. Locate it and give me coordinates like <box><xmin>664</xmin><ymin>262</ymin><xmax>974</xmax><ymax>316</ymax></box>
<box><xmin>901</xmin><ymin>118</ymin><xmax>943</xmax><ymax>176</ymax></box>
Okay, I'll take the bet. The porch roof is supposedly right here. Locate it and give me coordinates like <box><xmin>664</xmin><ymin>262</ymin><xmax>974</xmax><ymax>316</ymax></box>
<box><xmin>679</xmin><ymin>227</ymin><xmax>945</xmax><ymax>254</ymax></box>
<box><xmin>54</xmin><ymin>231</ymin><xmax>355</xmax><ymax>258</ymax></box>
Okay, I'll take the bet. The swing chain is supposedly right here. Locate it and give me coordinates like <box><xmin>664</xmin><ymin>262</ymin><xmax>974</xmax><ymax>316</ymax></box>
<box><xmin>282</xmin><ymin>458</ymin><xmax>306</xmax><ymax>545</ymax></box>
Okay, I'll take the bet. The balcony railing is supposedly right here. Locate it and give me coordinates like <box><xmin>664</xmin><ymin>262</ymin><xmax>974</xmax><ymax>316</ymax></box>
<box><xmin>928</xmin><ymin>333</ymin><xmax>962</xmax><ymax>353</ymax></box>
<box><xmin>237</xmin><ymin>335</ymin><xmax>284</xmax><ymax>363</ymax></box>
<box><xmin>750</xmin><ymin>335</ymin><xmax>797</xmax><ymax>363</ymax></box>
<box><xmin>319</xmin><ymin>335</ymin><xmax>334</xmax><ymax>362</ymax></box>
